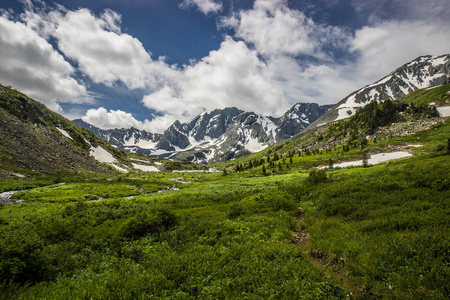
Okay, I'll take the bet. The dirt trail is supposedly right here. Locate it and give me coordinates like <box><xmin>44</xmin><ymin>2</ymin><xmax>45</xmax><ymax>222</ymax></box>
<box><xmin>293</xmin><ymin>206</ymin><xmax>369</xmax><ymax>299</ymax></box>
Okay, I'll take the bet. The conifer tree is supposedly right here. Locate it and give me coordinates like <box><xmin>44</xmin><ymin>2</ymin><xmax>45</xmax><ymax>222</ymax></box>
<box><xmin>363</xmin><ymin>151</ymin><xmax>369</xmax><ymax>168</ymax></box>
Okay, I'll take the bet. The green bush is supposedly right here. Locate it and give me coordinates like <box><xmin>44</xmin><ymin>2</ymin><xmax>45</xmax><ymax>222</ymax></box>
<box><xmin>121</xmin><ymin>209</ymin><xmax>177</xmax><ymax>239</ymax></box>
<box><xmin>308</xmin><ymin>169</ymin><xmax>327</xmax><ymax>184</ymax></box>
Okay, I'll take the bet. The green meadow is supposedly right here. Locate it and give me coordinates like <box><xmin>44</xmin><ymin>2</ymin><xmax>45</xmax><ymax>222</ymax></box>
<box><xmin>1</xmin><ymin>140</ymin><xmax>449</xmax><ymax>299</ymax></box>
<box><xmin>1</xmin><ymin>86</ymin><xmax>449</xmax><ymax>298</ymax></box>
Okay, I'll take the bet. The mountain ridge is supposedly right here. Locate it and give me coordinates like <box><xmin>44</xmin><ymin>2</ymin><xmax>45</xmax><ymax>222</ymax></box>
<box><xmin>303</xmin><ymin>54</ymin><xmax>450</xmax><ymax>135</ymax></box>
<box><xmin>74</xmin><ymin>103</ymin><xmax>333</xmax><ymax>163</ymax></box>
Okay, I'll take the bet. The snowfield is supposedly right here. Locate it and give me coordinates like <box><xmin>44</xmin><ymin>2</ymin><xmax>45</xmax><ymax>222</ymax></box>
<box><xmin>89</xmin><ymin>145</ymin><xmax>128</xmax><ymax>172</ymax></box>
<box><xmin>326</xmin><ymin>151</ymin><xmax>413</xmax><ymax>169</ymax></box>
<box><xmin>436</xmin><ymin>106</ymin><xmax>450</xmax><ymax>117</ymax></box>
<box><xmin>90</xmin><ymin>146</ymin><xmax>117</xmax><ymax>163</ymax></box>
<box><xmin>132</xmin><ymin>163</ymin><xmax>160</xmax><ymax>172</ymax></box>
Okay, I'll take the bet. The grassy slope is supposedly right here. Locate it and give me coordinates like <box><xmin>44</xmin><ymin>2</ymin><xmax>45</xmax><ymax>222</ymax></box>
<box><xmin>0</xmin><ymin>84</ymin><xmax>130</xmax><ymax>177</ymax></box>
<box><xmin>0</xmin><ymin>86</ymin><xmax>449</xmax><ymax>299</ymax></box>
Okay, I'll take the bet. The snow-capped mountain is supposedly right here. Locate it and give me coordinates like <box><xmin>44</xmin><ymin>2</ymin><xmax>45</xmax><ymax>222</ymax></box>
<box><xmin>74</xmin><ymin>103</ymin><xmax>332</xmax><ymax>163</ymax></box>
<box><xmin>308</xmin><ymin>54</ymin><xmax>450</xmax><ymax>130</ymax></box>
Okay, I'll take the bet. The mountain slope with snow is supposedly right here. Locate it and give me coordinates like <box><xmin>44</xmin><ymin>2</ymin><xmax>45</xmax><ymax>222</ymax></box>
<box><xmin>305</xmin><ymin>54</ymin><xmax>450</xmax><ymax>133</ymax></box>
<box><xmin>0</xmin><ymin>84</ymin><xmax>132</xmax><ymax>177</ymax></box>
<box><xmin>75</xmin><ymin>103</ymin><xmax>332</xmax><ymax>163</ymax></box>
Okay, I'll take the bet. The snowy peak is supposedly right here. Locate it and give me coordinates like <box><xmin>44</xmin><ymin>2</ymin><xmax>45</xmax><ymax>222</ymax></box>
<box><xmin>277</xmin><ymin>103</ymin><xmax>333</xmax><ymax>140</ymax></box>
<box><xmin>76</xmin><ymin>103</ymin><xmax>332</xmax><ymax>163</ymax></box>
<box><xmin>306</xmin><ymin>54</ymin><xmax>450</xmax><ymax>130</ymax></box>
<box><xmin>334</xmin><ymin>54</ymin><xmax>450</xmax><ymax>122</ymax></box>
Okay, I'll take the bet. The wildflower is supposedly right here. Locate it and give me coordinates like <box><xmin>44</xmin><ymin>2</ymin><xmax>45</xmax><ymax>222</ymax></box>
<box><xmin>190</xmin><ymin>287</ymin><xmax>198</xmax><ymax>296</ymax></box>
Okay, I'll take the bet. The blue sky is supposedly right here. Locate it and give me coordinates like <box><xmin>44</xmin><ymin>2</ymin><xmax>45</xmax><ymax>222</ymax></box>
<box><xmin>1</xmin><ymin>0</ymin><xmax>449</xmax><ymax>132</ymax></box>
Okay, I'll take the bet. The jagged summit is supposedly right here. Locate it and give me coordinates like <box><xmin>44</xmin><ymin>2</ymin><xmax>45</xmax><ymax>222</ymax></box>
<box><xmin>75</xmin><ymin>102</ymin><xmax>332</xmax><ymax>163</ymax></box>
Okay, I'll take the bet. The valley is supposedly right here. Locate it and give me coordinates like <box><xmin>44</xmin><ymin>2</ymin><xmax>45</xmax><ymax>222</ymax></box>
<box><xmin>0</xmin><ymin>58</ymin><xmax>449</xmax><ymax>299</ymax></box>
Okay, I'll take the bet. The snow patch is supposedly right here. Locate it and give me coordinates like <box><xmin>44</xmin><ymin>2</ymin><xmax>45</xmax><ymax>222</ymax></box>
<box><xmin>90</xmin><ymin>146</ymin><xmax>117</xmax><ymax>163</ymax></box>
<box><xmin>132</xmin><ymin>163</ymin><xmax>160</xmax><ymax>172</ymax></box>
<box><xmin>244</xmin><ymin>136</ymin><xmax>267</xmax><ymax>152</ymax></box>
<box><xmin>89</xmin><ymin>145</ymin><xmax>128</xmax><ymax>173</ymax></box>
<box><xmin>335</xmin><ymin>107</ymin><xmax>357</xmax><ymax>121</ymax></box>
<box><xmin>111</xmin><ymin>164</ymin><xmax>128</xmax><ymax>173</ymax></box>
<box><xmin>124</xmin><ymin>137</ymin><xmax>158</xmax><ymax>149</ymax></box>
<box><xmin>56</xmin><ymin>127</ymin><xmax>73</xmax><ymax>140</ymax></box>
<box><xmin>431</xmin><ymin>56</ymin><xmax>448</xmax><ymax>67</ymax></box>
<box><xmin>330</xmin><ymin>151</ymin><xmax>412</xmax><ymax>168</ymax></box>
<box><xmin>436</xmin><ymin>106</ymin><xmax>450</xmax><ymax>117</ymax></box>
<box><xmin>365</xmin><ymin>75</ymin><xmax>392</xmax><ymax>89</ymax></box>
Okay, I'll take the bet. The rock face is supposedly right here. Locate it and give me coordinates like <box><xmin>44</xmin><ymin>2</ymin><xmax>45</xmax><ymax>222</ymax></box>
<box><xmin>75</xmin><ymin>103</ymin><xmax>333</xmax><ymax>163</ymax></box>
<box><xmin>307</xmin><ymin>54</ymin><xmax>450</xmax><ymax>131</ymax></box>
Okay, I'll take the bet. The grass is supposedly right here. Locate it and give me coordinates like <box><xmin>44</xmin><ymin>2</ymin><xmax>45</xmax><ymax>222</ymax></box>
<box><xmin>1</xmin><ymin>145</ymin><xmax>448</xmax><ymax>298</ymax></box>
<box><xmin>0</xmin><ymin>85</ymin><xmax>449</xmax><ymax>298</ymax></box>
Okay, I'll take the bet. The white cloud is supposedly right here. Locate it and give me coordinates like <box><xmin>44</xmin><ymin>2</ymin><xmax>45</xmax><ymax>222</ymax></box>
<box><xmin>351</xmin><ymin>20</ymin><xmax>450</xmax><ymax>80</ymax></box>
<box><xmin>82</xmin><ymin>107</ymin><xmax>154</xmax><ymax>131</ymax></box>
<box><xmin>266</xmin><ymin>56</ymin><xmax>361</xmax><ymax>105</ymax></box>
<box><xmin>0</xmin><ymin>15</ymin><xmax>88</xmax><ymax>111</ymax></box>
<box><xmin>49</xmin><ymin>8</ymin><xmax>155</xmax><ymax>90</ymax></box>
<box><xmin>180</xmin><ymin>0</ymin><xmax>223</xmax><ymax>15</ymax></box>
<box><xmin>141</xmin><ymin>37</ymin><xmax>287</xmax><ymax>132</ymax></box>
<box><xmin>222</xmin><ymin>0</ymin><xmax>350</xmax><ymax>59</ymax></box>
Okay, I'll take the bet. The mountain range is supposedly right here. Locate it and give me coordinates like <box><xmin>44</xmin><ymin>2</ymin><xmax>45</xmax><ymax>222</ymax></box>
<box><xmin>74</xmin><ymin>54</ymin><xmax>450</xmax><ymax>164</ymax></box>
<box><xmin>1</xmin><ymin>53</ymin><xmax>449</xmax><ymax>177</ymax></box>
<box><xmin>74</xmin><ymin>103</ymin><xmax>332</xmax><ymax>164</ymax></box>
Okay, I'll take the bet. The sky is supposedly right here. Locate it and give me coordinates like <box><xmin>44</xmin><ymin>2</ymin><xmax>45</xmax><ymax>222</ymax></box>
<box><xmin>0</xmin><ymin>0</ymin><xmax>449</xmax><ymax>133</ymax></box>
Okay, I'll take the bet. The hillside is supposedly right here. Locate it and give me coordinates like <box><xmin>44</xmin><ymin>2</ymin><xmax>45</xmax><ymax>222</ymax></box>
<box><xmin>0</xmin><ymin>84</ymin><xmax>132</xmax><ymax>177</ymax></box>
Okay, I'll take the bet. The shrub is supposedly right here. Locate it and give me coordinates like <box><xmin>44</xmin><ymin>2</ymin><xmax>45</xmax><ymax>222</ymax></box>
<box><xmin>308</xmin><ymin>169</ymin><xmax>327</xmax><ymax>184</ymax></box>
<box><xmin>121</xmin><ymin>208</ymin><xmax>177</xmax><ymax>239</ymax></box>
<box><xmin>227</xmin><ymin>203</ymin><xmax>244</xmax><ymax>219</ymax></box>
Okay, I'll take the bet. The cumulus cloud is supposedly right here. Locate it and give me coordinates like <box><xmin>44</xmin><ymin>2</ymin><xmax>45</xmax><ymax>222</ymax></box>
<box><xmin>180</xmin><ymin>0</ymin><xmax>223</xmax><ymax>15</ymax></box>
<box><xmin>49</xmin><ymin>8</ymin><xmax>155</xmax><ymax>89</ymax></box>
<box><xmin>82</xmin><ymin>107</ymin><xmax>154</xmax><ymax>131</ymax></box>
<box><xmin>141</xmin><ymin>37</ymin><xmax>287</xmax><ymax>132</ymax></box>
<box><xmin>351</xmin><ymin>20</ymin><xmax>450</xmax><ymax>80</ymax></box>
<box><xmin>0</xmin><ymin>14</ymin><xmax>88</xmax><ymax>111</ymax></box>
<box><xmin>221</xmin><ymin>0</ymin><xmax>350</xmax><ymax>59</ymax></box>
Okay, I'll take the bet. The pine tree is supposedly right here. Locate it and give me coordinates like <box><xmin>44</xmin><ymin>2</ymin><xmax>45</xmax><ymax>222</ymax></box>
<box><xmin>363</xmin><ymin>151</ymin><xmax>369</xmax><ymax>168</ymax></box>
<box><xmin>328</xmin><ymin>158</ymin><xmax>333</xmax><ymax>169</ymax></box>
<box><xmin>262</xmin><ymin>165</ymin><xmax>267</xmax><ymax>176</ymax></box>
